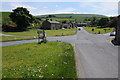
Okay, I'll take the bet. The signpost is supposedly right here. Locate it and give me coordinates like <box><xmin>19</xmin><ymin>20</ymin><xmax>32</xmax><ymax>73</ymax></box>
<box><xmin>37</xmin><ymin>30</ymin><xmax>46</xmax><ymax>44</ymax></box>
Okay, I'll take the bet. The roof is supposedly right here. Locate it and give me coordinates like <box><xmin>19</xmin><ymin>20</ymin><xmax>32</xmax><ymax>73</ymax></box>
<box><xmin>6</xmin><ymin>24</ymin><xmax>17</xmax><ymax>27</ymax></box>
<box><xmin>47</xmin><ymin>20</ymin><xmax>60</xmax><ymax>24</ymax></box>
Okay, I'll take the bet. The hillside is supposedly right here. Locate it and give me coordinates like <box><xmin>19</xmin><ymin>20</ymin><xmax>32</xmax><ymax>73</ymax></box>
<box><xmin>0</xmin><ymin>12</ymin><xmax>107</xmax><ymax>23</ymax></box>
<box><xmin>36</xmin><ymin>14</ymin><xmax>106</xmax><ymax>18</ymax></box>
<box><xmin>0</xmin><ymin>12</ymin><xmax>11</xmax><ymax>18</ymax></box>
<box><xmin>0</xmin><ymin>12</ymin><xmax>11</xmax><ymax>23</ymax></box>
<box><xmin>35</xmin><ymin>14</ymin><xmax>106</xmax><ymax>22</ymax></box>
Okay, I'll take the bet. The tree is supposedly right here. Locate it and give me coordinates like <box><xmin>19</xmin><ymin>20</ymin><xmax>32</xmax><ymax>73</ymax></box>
<box><xmin>98</xmin><ymin>17</ymin><xmax>109</xmax><ymax>27</ymax></box>
<box><xmin>9</xmin><ymin>7</ymin><xmax>34</xmax><ymax>30</ymax></box>
<box><xmin>91</xmin><ymin>17</ymin><xmax>97</xmax><ymax>26</ymax></box>
<box><xmin>107</xmin><ymin>15</ymin><xmax>120</xmax><ymax>44</ymax></box>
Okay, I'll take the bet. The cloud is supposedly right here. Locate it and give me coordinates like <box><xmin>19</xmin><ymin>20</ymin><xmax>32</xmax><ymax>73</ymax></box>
<box><xmin>43</xmin><ymin>6</ymin><xmax>48</xmax><ymax>8</ymax></box>
<box><xmin>55</xmin><ymin>5</ymin><xmax>58</xmax><ymax>7</ymax></box>
<box><xmin>94</xmin><ymin>2</ymin><xmax>118</xmax><ymax>13</ymax></box>
<box><xmin>10</xmin><ymin>2</ymin><xmax>37</xmax><ymax>11</ymax></box>
<box><xmin>56</xmin><ymin>8</ymin><xmax>76</xmax><ymax>13</ymax></box>
<box><xmin>1</xmin><ymin>0</ymin><xmax>120</xmax><ymax>2</ymax></box>
<box><xmin>33</xmin><ymin>8</ymin><xmax>76</xmax><ymax>15</ymax></box>
<box><xmin>118</xmin><ymin>2</ymin><xmax>120</xmax><ymax>15</ymax></box>
<box><xmin>79</xmin><ymin>2</ymin><xmax>118</xmax><ymax>16</ymax></box>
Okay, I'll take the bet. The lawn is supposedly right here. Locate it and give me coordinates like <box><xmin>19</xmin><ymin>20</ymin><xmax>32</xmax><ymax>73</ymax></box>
<box><xmin>2</xmin><ymin>41</ymin><xmax>77</xmax><ymax>79</ymax></box>
<box><xmin>84</xmin><ymin>27</ymin><xmax>115</xmax><ymax>34</ymax></box>
<box><xmin>2</xmin><ymin>28</ymin><xmax>77</xmax><ymax>37</ymax></box>
<box><xmin>1</xmin><ymin>36</ymin><xmax>37</xmax><ymax>42</ymax></box>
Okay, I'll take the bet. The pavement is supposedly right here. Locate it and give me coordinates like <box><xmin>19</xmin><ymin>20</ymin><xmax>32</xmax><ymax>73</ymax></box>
<box><xmin>1</xmin><ymin>28</ymin><xmax>118</xmax><ymax>78</ymax></box>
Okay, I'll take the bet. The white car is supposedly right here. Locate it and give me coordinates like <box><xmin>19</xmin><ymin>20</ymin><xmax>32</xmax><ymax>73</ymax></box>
<box><xmin>62</xmin><ymin>28</ymin><xmax>65</xmax><ymax>29</ymax></box>
<box><xmin>110</xmin><ymin>31</ymin><xmax>116</xmax><ymax>36</ymax></box>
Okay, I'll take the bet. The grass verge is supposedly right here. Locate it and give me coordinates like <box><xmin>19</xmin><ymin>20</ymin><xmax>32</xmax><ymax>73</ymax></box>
<box><xmin>0</xmin><ymin>36</ymin><xmax>37</xmax><ymax>42</ymax></box>
<box><xmin>2</xmin><ymin>28</ymin><xmax>77</xmax><ymax>37</ymax></box>
<box><xmin>2</xmin><ymin>41</ymin><xmax>77</xmax><ymax>79</ymax></box>
<box><xmin>83</xmin><ymin>27</ymin><xmax>115</xmax><ymax>34</ymax></box>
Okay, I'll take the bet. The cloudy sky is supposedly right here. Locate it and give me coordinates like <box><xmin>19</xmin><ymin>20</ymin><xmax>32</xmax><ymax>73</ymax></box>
<box><xmin>1</xmin><ymin>1</ymin><xmax>119</xmax><ymax>16</ymax></box>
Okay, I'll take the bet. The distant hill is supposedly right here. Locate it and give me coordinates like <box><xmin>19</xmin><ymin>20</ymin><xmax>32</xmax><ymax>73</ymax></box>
<box><xmin>35</xmin><ymin>14</ymin><xmax>107</xmax><ymax>22</ymax></box>
<box><xmin>0</xmin><ymin>12</ymin><xmax>107</xmax><ymax>23</ymax></box>
<box><xmin>36</xmin><ymin>14</ymin><xmax>106</xmax><ymax>18</ymax></box>
<box><xmin>0</xmin><ymin>12</ymin><xmax>11</xmax><ymax>23</ymax></box>
<box><xmin>0</xmin><ymin>12</ymin><xmax>11</xmax><ymax>18</ymax></box>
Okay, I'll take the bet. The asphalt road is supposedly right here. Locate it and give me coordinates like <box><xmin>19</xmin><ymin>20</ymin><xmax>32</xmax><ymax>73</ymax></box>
<box><xmin>75</xmin><ymin>28</ymin><xmax>118</xmax><ymax>78</ymax></box>
<box><xmin>1</xmin><ymin>35</ymin><xmax>76</xmax><ymax>46</ymax></box>
<box><xmin>1</xmin><ymin>28</ymin><xmax>118</xmax><ymax>78</ymax></box>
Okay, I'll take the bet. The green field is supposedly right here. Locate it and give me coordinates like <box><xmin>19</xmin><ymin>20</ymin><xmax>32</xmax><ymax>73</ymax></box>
<box><xmin>2</xmin><ymin>41</ymin><xmax>77</xmax><ymax>78</ymax></box>
<box><xmin>2</xmin><ymin>28</ymin><xmax>77</xmax><ymax>37</ymax></box>
<box><xmin>84</xmin><ymin>27</ymin><xmax>115</xmax><ymax>34</ymax></box>
<box><xmin>1</xmin><ymin>36</ymin><xmax>37</xmax><ymax>42</ymax></box>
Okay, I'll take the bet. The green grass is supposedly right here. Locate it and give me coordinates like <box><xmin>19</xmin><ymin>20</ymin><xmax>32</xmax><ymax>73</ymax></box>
<box><xmin>2</xmin><ymin>28</ymin><xmax>77</xmax><ymax>37</ymax></box>
<box><xmin>83</xmin><ymin>27</ymin><xmax>115</xmax><ymax>34</ymax></box>
<box><xmin>1</xmin><ymin>36</ymin><xmax>37</xmax><ymax>42</ymax></box>
<box><xmin>2</xmin><ymin>41</ymin><xmax>77</xmax><ymax>79</ymax></box>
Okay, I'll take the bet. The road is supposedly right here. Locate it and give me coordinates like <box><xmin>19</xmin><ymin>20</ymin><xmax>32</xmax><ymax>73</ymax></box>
<box><xmin>1</xmin><ymin>35</ymin><xmax>76</xmax><ymax>46</ymax></box>
<box><xmin>1</xmin><ymin>28</ymin><xmax>118</xmax><ymax>78</ymax></box>
<box><xmin>75</xmin><ymin>28</ymin><xmax>118</xmax><ymax>78</ymax></box>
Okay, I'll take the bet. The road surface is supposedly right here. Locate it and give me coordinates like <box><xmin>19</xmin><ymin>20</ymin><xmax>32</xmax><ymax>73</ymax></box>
<box><xmin>1</xmin><ymin>28</ymin><xmax>118</xmax><ymax>78</ymax></box>
<box><xmin>75</xmin><ymin>28</ymin><xmax>118</xmax><ymax>78</ymax></box>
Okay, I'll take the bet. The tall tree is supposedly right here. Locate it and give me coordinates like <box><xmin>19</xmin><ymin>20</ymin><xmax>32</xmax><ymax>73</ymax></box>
<box><xmin>9</xmin><ymin>7</ymin><xmax>34</xmax><ymax>30</ymax></box>
<box><xmin>91</xmin><ymin>17</ymin><xmax>97</xmax><ymax>26</ymax></box>
<box><xmin>98</xmin><ymin>17</ymin><xmax>109</xmax><ymax>27</ymax></box>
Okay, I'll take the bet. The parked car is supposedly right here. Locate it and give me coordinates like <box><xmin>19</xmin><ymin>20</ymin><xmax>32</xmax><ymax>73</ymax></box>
<box><xmin>110</xmin><ymin>31</ymin><xmax>116</xmax><ymax>36</ymax></box>
<box><xmin>62</xmin><ymin>28</ymin><xmax>65</xmax><ymax>29</ymax></box>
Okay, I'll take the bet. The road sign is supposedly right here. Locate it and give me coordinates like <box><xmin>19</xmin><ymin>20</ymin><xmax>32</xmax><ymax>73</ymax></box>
<box><xmin>37</xmin><ymin>31</ymin><xmax>44</xmax><ymax>34</ymax></box>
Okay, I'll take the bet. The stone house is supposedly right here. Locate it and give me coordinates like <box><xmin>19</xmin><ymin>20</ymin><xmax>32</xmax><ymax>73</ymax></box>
<box><xmin>62</xmin><ymin>23</ymin><xmax>72</xmax><ymax>29</ymax></box>
<box><xmin>77</xmin><ymin>23</ymin><xmax>88</xmax><ymax>27</ymax></box>
<box><xmin>42</xmin><ymin>20</ymin><xmax>61</xmax><ymax>30</ymax></box>
<box><xmin>71</xmin><ymin>22</ymin><xmax>77</xmax><ymax>28</ymax></box>
<box><xmin>62</xmin><ymin>22</ymin><xmax>77</xmax><ymax>29</ymax></box>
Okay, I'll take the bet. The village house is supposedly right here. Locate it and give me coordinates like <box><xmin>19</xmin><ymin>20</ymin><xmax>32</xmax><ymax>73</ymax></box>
<box><xmin>42</xmin><ymin>20</ymin><xmax>61</xmax><ymax>30</ymax></box>
<box><xmin>77</xmin><ymin>23</ymin><xmax>88</xmax><ymax>27</ymax></box>
<box><xmin>2</xmin><ymin>24</ymin><xmax>17</xmax><ymax>32</ymax></box>
<box><xmin>42</xmin><ymin>19</ymin><xmax>77</xmax><ymax>30</ymax></box>
<box><xmin>71</xmin><ymin>22</ymin><xmax>77</xmax><ymax>28</ymax></box>
<box><xmin>62</xmin><ymin>23</ymin><xmax>72</xmax><ymax>29</ymax></box>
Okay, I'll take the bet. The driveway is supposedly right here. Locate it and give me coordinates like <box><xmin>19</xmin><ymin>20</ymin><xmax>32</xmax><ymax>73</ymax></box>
<box><xmin>1</xmin><ymin>28</ymin><xmax>118</xmax><ymax>78</ymax></box>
